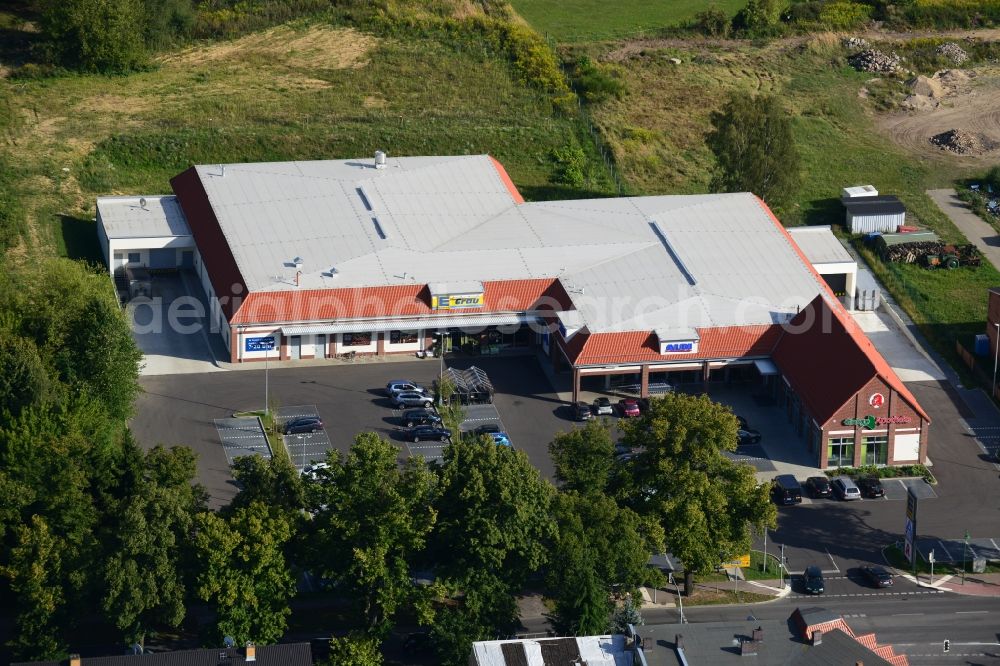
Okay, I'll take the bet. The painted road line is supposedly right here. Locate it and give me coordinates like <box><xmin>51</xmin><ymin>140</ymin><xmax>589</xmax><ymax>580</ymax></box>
<box><xmin>892</xmin><ymin>613</ymin><xmax>924</xmax><ymax>616</ymax></box>
<box><xmin>825</xmin><ymin>548</ymin><xmax>840</xmax><ymax>572</ymax></box>
<box><xmin>955</xmin><ymin>610</ymin><xmax>989</xmax><ymax>614</ymax></box>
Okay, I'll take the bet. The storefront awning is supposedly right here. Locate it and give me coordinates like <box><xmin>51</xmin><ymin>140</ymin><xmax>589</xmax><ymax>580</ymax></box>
<box><xmin>754</xmin><ymin>358</ymin><xmax>779</xmax><ymax>376</ymax></box>
<box><xmin>280</xmin><ymin>313</ymin><xmax>536</xmax><ymax>337</ymax></box>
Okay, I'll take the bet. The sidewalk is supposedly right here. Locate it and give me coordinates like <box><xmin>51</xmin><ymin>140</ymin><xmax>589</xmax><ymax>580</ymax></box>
<box><xmin>927</xmin><ymin>188</ymin><xmax>1000</xmax><ymax>272</ymax></box>
<box><xmin>899</xmin><ymin>571</ymin><xmax>1000</xmax><ymax>597</ymax></box>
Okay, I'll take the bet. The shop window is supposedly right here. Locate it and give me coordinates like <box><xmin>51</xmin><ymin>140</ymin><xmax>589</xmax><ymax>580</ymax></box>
<box><xmin>827</xmin><ymin>437</ymin><xmax>855</xmax><ymax>468</ymax></box>
<box><xmin>128</xmin><ymin>252</ymin><xmax>141</xmax><ymax>264</ymax></box>
<box><xmin>342</xmin><ymin>332</ymin><xmax>372</xmax><ymax>347</ymax></box>
<box><xmin>390</xmin><ymin>330</ymin><xmax>418</xmax><ymax>345</ymax></box>
<box><xmin>863</xmin><ymin>436</ymin><xmax>889</xmax><ymax>466</ymax></box>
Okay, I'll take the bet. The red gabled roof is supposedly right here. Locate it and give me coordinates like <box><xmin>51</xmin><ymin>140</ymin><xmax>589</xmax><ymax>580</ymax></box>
<box><xmin>568</xmin><ymin>325</ymin><xmax>780</xmax><ymax>366</ymax></box>
<box><xmin>171</xmin><ymin>167</ymin><xmax>247</xmax><ymax>319</ymax></box>
<box><xmin>755</xmin><ymin>196</ymin><xmax>929</xmax><ymax>424</ymax></box>
<box><xmin>231</xmin><ymin>278</ymin><xmax>566</xmax><ymax>325</ymax></box>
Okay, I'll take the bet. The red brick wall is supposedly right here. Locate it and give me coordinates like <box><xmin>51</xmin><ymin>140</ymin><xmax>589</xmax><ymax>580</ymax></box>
<box><xmin>821</xmin><ymin>376</ymin><xmax>926</xmax><ymax>466</ymax></box>
<box><xmin>988</xmin><ymin>291</ymin><xmax>1000</xmax><ymax>359</ymax></box>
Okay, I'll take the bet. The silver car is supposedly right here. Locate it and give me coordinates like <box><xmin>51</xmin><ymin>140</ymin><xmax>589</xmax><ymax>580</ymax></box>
<box><xmin>386</xmin><ymin>380</ymin><xmax>428</xmax><ymax>397</ymax></box>
<box><xmin>393</xmin><ymin>391</ymin><xmax>434</xmax><ymax>408</ymax></box>
<box><xmin>832</xmin><ymin>475</ymin><xmax>861</xmax><ymax>501</ymax></box>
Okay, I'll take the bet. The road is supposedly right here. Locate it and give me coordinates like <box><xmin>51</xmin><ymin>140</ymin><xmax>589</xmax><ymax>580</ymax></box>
<box><xmin>927</xmin><ymin>188</ymin><xmax>1000</xmax><ymax>272</ymax></box>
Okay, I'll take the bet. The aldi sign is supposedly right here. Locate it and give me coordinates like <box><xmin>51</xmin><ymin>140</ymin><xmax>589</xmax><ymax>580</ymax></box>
<box><xmin>659</xmin><ymin>340</ymin><xmax>699</xmax><ymax>355</ymax></box>
<box><xmin>245</xmin><ymin>336</ymin><xmax>276</xmax><ymax>352</ymax></box>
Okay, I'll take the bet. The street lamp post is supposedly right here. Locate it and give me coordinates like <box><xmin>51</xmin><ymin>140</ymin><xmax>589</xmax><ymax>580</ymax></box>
<box><xmin>962</xmin><ymin>531</ymin><xmax>970</xmax><ymax>584</ymax></box>
<box><xmin>993</xmin><ymin>323</ymin><xmax>1000</xmax><ymax>398</ymax></box>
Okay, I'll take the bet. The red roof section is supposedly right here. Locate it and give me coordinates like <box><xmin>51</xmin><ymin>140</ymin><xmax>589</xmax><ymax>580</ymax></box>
<box><xmin>755</xmin><ymin>196</ymin><xmax>929</xmax><ymax>424</ymax></box>
<box><xmin>489</xmin><ymin>156</ymin><xmax>524</xmax><ymax>204</ymax></box>
<box><xmin>568</xmin><ymin>325</ymin><xmax>780</xmax><ymax>366</ymax></box>
<box><xmin>171</xmin><ymin>167</ymin><xmax>247</xmax><ymax>319</ymax></box>
<box><xmin>231</xmin><ymin>278</ymin><xmax>566</xmax><ymax>325</ymax></box>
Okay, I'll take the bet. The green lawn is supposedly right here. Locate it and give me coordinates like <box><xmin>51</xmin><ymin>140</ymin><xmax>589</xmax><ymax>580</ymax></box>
<box><xmin>0</xmin><ymin>21</ymin><xmax>617</xmax><ymax>260</ymax></box>
<box><xmin>509</xmin><ymin>0</ymin><xmax>744</xmax><ymax>42</ymax></box>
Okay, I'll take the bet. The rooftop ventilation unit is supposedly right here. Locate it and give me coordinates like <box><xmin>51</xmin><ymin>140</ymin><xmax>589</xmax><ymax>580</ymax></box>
<box><xmin>356</xmin><ymin>187</ymin><xmax>373</xmax><ymax>211</ymax></box>
<box><xmin>324</xmin><ymin>267</ymin><xmax>339</xmax><ymax>278</ymax></box>
<box><xmin>292</xmin><ymin>256</ymin><xmax>303</xmax><ymax>269</ymax></box>
<box><xmin>374</xmin><ymin>150</ymin><xmax>387</xmax><ymax>169</ymax></box>
<box><xmin>649</xmin><ymin>221</ymin><xmax>697</xmax><ymax>286</ymax></box>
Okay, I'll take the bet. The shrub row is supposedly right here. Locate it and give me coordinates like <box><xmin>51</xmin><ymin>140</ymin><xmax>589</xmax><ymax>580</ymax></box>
<box><xmin>825</xmin><ymin>463</ymin><xmax>936</xmax><ymax>484</ymax></box>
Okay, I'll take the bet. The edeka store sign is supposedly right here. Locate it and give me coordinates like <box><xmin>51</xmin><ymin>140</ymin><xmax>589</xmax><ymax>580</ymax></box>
<box><xmin>431</xmin><ymin>293</ymin><xmax>484</xmax><ymax>310</ymax></box>
<box><xmin>842</xmin><ymin>415</ymin><xmax>913</xmax><ymax>429</ymax></box>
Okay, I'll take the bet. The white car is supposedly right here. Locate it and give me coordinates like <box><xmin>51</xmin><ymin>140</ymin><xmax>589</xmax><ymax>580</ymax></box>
<box><xmin>593</xmin><ymin>397</ymin><xmax>614</xmax><ymax>415</ymax></box>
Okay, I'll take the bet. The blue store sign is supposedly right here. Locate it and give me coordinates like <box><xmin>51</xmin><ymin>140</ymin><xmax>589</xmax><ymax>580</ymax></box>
<box><xmin>245</xmin><ymin>336</ymin><xmax>276</xmax><ymax>353</ymax></box>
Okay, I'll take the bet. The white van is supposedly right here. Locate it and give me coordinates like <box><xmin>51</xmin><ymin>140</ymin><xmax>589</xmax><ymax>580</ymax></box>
<box><xmin>832</xmin><ymin>475</ymin><xmax>861</xmax><ymax>501</ymax></box>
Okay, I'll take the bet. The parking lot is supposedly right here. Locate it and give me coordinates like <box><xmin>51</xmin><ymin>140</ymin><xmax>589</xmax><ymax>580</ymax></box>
<box><xmin>133</xmin><ymin>355</ymin><xmax>572</xmax><ymax>505</ymax></box>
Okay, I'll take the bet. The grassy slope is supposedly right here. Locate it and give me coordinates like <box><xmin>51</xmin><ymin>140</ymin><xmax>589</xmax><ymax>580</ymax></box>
<box><xmin>509</xmin><ymin>0</ymin><xmax>744</xmax><ymax>42</ymax></box>
<box><xmin>0</xmin><ymin>21</ymin><xmax>616</xmax><ymax>261</ymax></box>
<box><xmin>586</xmin><ymin>35</ymin><xmax>999</xmax><ymax>363</ymax></box>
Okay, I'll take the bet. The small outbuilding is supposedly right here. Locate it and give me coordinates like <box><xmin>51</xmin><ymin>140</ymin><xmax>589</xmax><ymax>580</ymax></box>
<box><xmin>843</xmin><ymin>195</ymin><xmax>906</xmax><ymax>233</ymax></box>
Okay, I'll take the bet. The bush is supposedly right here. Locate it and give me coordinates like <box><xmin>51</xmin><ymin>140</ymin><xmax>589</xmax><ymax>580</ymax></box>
<box><xmin>551</xmin><ymin>145</ymin><xmax>588</xmax><ymax>188</ymax></box>
<box><xmin>38</xmin><ymin>0</ymin><xmax>148</xmax><ymax>73</ymax></box>
<box><xmin>825</xmin><ymin>464</ymin><xmax>936</xmax><ymax>484</ymax></box>
<box><xmin>733</xmin><ymin>0</ymin><xmax>783</xmax><ymax>34</ymax></box>
<box><xmin>694</xmin><ymin>6</ymin><xmax>732</xmax><ymax>36</ymax></box>
<box><xmin>571</xmin><ymin>57</ymin><xmax>626</xmax><ymax>104</ymax></box>
<box><xmin>818</xmin><ymin>1</ymin><xmax>873</xmax><ymax>28</ymax></box>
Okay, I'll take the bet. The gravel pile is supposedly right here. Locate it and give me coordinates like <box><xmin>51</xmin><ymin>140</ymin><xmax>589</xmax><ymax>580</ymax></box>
<box><xmin>936</xmin><ymin>42</ymin><xmax>969</xmax><ymax>65</ymax></box>
<box><xmin>843</xmin><ymin>36</ymin><xmax>869</xmax><ymax>49</ymax></box>
<box><xmin>848</xmin><ymin>49</ymin><xmax>901</xmax><ymax>73</ymax></box>
<box><xmin>930</xmin><ymin>129</ymin><xmax>999</xmax><ymax>155</ymax></box>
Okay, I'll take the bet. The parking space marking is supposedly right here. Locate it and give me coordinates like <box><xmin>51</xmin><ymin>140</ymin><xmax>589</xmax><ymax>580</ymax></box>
<box><xmin>215</xmin><ymin>417</ymin><xmax>272</xmax><ymax>466</ymax></box>
<box><xmin>825</xmin><ymin>548</ymin><xmax>840</xmax><ymax>573</ymax></box>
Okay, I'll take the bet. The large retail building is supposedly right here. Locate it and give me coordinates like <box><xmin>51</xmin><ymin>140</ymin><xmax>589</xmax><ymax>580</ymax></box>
<box><xmin>97</xmin><ymin>154</ymin><xmax>928</xmax><ymax>468</ymax></box>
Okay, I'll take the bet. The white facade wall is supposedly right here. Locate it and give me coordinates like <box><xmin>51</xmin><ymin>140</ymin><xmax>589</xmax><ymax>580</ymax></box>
<box><xmin>97</xmin><ymin>212</ymin><xmax>111</xmax><ymax>270</ymax></box>
<box><xmin>298</xmin><ymin>335</ymin><xmax>315</xmax><ymax>357</ymax></box>
<box><xmin>847</xmin><ymin>211</ymin><xmax>905</xmax><ymax>234</ymax></box>
<box><xmin>335</xmin><ymin>332</ymin><xmax>378</xmax><ymax>354</ymax></box>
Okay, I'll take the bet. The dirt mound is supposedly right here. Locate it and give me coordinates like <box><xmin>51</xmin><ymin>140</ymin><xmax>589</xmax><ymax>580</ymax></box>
<box><xmin>930</xmin><ymin>128</ymin><xmax>999</xmax><ymax>155</ymax></box>
<box><xmin>908</xmin><ymin>74</ymin><xmax>944</xmax><ymax>98</ymax></box>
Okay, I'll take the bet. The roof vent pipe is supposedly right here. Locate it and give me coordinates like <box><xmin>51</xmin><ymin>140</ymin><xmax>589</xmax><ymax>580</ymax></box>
<box><xmin>220</xmin><ymin>164</ymin><xmax>226</xmax><ymax>177</ymax></box>
<box><xmin>295</xmin><ymin>271</ymin><xmax>302</xmax><ymax>287</ymax></box>
<box><xmin>374</xmin><ymin>150</ymin><xmax>387</xmax><ymax>169</ymax></box>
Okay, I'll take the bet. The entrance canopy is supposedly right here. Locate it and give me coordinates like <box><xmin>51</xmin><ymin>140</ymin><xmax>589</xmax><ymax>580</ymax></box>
<box><xmin>754</xmin><ymin>358</ymin><xmax>779</xmax><ymax>376</ymax></box>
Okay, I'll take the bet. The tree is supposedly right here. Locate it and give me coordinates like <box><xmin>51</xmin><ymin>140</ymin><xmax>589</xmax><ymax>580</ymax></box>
<box><xmin>619</xmin><ymin>393</ymin><xmax>776</xmax><ymax>595</ymax></box>
<box><xmin>549</xmin><ymin>420</ymin><xmax>615</xmax><ymax>493</ymax></box>
<box><xmin>39</xmin><ymin>0</ymin><xmax>148</xmax><ymax>73</ymax></box>
<box><xmin>547</xmin><ymin>515</ymin><xmax>610</xmax><ymax>636</ymax></box>
<box><xmin>230</xmin><ymin>453</ymin><xmax>304</xmax><ymax>515</ymax></box>
<box><xmin>733</xmin><ymin>0</ymin><xmax>782</xmax><ymax>33</ymax></box>
<box><xmin>102</xmin><ymin>444</ymin><xmax>205</xmax><ymax>647</ymax></box>
<box><xmin>1</xmin><ymin>515</ymin><xmax>66</xmax><ymax>661</ymax></box>
<box><xmin>0</xmin><ymin>335</ymin><xmax>49</xmax><ymax>417</ymax></box>
<box><xmin>610</xmin><ymin>594</ymin><xmax>643</xmax><ymax>634</ymax></box>
<box><xmin>325</xmin><ymin>633</ymin><xmax>384</xmax><ymax>666</ymax></box>
<box><xmin>192</xmin><ymin>502</ymin><xmax>296</xmax><ymax>644</ymax></box>
<box><xmin>304</xmin><ymin>433</ymin><xmax>436</xmax><ymax>637</ymax></box>
<box><xmin>430</xmin><ymin>438</ymin><xmax>556</xmax><ymax>662</ymax></box>
<box><xmin>706</xmin><ymin>92</ymin><xmax>801</xmax><ymax>212</ymax></box>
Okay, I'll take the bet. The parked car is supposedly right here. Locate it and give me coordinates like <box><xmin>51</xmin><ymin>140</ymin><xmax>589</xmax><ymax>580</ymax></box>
<box><xmin>860</xmin><ymin>565</ymin><xmax>893</xmax><ymax>588</ymax></box>
<box><xmin>806</xmin><ymin>476</ymin><xmax>832</xmax><ymax>498</ymax></box>
<box><xmin>301</xmin><ymin>462</ymin><xmax>329</xmax><ymax>480</ymax></box>
<box><xmin>736</xmin><ymin>415</ymin><xmax>749</xmax><ymax>430</ymax></box>
<box><xmin>385</xmin><ymin>380</ymin><xmax>429</xmax><ymax>397</ymax></box>
<box><xmin>593</xmin><ymin>397</ymin><xmax>614</xmax><ymax>416</ymax></box>
<box><xmin>284</xmin><ymin>416</ymin><xmax>323</xmax><ymax>434</ymax></box>
<box><xmin>803</xmin><ymin>565</ymin><xmax>825</xmax><ymax>595</ymax></box>
<box><xmin>401</xmin><ymin>408</ymin><xmax>441</xmax><ymax>428</ymax></box>
<box><xmin>856</xmin><ymin>475</ymin><xmax>885</xmax><ymax>498</ymax></box>
<box><xmin>614</xmin><ymin>443</ymin><xmax>634</xmax><ymax>456</ymax></box>
<box><xmin>618</xmin><ymin>398</ymin><xmax>641</xmax><ymax>418</ymax></box>
<box><xmin>490</xmin><ymin>432</ymin><xmax>513</xmax><ymax>447</ymax></box>
<box><xmin>393</xmin><ymin>391</ymin><xmax>434</xmax><ymax>408</ymax></box>
<box><xmin>737</xmin><ymin>428</ymin><xmax>762</xmax><ymax>447</ymax></box>
<box><xmin>831</xmin><ymin>475</ymin><xmax>861</xmax><ymax>501</ymax></box>
<box><xmin>410</xmin><ymin>425</ymin><xmax>451</xmax><ymax>443</ymax></box>
<box><xmin>574</xmin><ymin>401</ymin><xmax>593</xmax><ymax>421</ymax></box>
<box><xmin>475</xmin><ymin>423</ymin><xmax>502</xmax><ymax>435</ymax></box>
<box><xmin>772</xmin><ymin>474</ymin><xmax>803</xmax><ymax>505</ymax></box>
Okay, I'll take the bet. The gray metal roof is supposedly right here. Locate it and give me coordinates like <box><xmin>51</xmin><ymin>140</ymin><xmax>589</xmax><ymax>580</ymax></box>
<box><xmin>786</xmin><ymin>226</ymin><xmax>854</xmax><ymax>265</ymax></box>
<box><xmin>189</xmin><ymin>155</ymin><xmax>829</xmax><ymax>333</ymax></box>
<box><xmin>97</xmin><ymin>195</ymin><xmax>191</xmax><ymax>239</ymax></box>
<box><xmin>842</xmin><ymin>195</ymin><xmax>905</xmax><ymax>215</ymax></box>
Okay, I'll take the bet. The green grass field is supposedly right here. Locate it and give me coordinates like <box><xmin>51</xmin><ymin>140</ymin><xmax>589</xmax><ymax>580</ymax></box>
<box><xmin>0</xmin><ymin>21</ymin><xmax>617</xmax><ymax>260</ymax></box>
<box><xmin>509</xmin><ymin>0</ymin><xmax>744</xmax><ymax>42</ymax></box>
